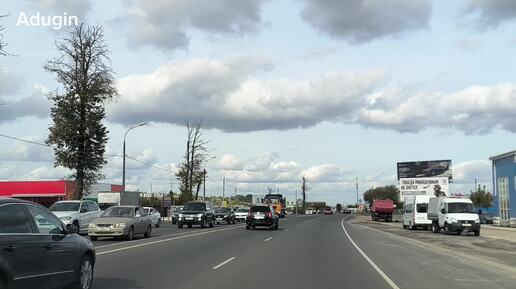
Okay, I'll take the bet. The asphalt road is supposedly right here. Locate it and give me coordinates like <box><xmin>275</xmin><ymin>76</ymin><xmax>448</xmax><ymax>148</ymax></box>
<box><xmin>90</xmin><ymin>215</ymin><xmax>516</xmax><ymax>289</ymax></box>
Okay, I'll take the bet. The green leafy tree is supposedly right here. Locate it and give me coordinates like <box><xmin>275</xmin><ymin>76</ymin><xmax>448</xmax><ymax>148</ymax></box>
<box><xmin>470</xmin><ymin>185</ymin><xmax>494</xmax><ymax>209</ymax></box>
<box><xmin>45</xmin><ymin>24</ymin><xmax>117</xmax><ymax>199</ymax></box>
<box><xmin>336</xmin><ymin>203</ymin><xmax>343</xmax><ymax>212</ymax></box>
<box><xmin>363</xmin><ymin>185</ymin><xmax>399</xmax><ymax>205</ymax></box>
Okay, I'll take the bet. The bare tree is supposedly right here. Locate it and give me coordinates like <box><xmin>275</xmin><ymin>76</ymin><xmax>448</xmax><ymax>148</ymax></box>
<box><xmin>176</xmin><ymin>120</ymin><xmax>209</xmax><ymax>202</ymax></box>
<box><xmin>45</xmin><ymin>23</ymin><xmax>117</xmax><ymax>199</ymax></box>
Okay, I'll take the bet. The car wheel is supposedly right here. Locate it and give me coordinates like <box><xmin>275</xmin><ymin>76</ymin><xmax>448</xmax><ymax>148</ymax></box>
<box><xmin>178</xmin><ymin>223</ymin><xmax>183</xmax><ymax>229</ymax></box>
<box><xmin>127</xmin><ymin>226</ymin><xmax>134</xmax><ymax>240</ymax></box>
<box><xmin>432</xmin><ymin>222</ymin><xmax>440</xmax><ymax>233</ymax></box>
<box><xmin>275</xmin><ymin>221</ymin><xmax>279</xmax><ymax>230</ymax></box>
<box><xmin>201</xmin><ymin>218</ymin><xmax>206</xmax><ymax>228</ymax></box>
<box><xmin>144</xmin><ymin>225</ymin><xmax>152</xmax><ymax>238</ymax></box>
<box><xmin>246</xmin><ymin>226</ymin><xmax>250</xmax><ymax>230</ymax></box>
<box><xmin>89</xmin><ymin>236</ymin><xmax>98</xmax><ymax>241</ymax></box>
<box><xmin>70</xmin><ymin>255</ymin><xmax>94</xmax><ymax>289</ymax></box>
<box><xmin>209</xmin><ymin>219</ymin><xmax>214</xmax><ymax>228</ymax></box>
<box><xmin>474</xmin><ymin>230</ymin><xmax>480</xmax><ymax>236</ymax></box>
<box><xmin>252</xmin><ymin>225</ymin><xmax>256</xmax><ymax>230</ymax></box>
<box><xmin>156</xmin><ymin>219</ymin><xmax>161</xmax><ymax>228</ymax></box>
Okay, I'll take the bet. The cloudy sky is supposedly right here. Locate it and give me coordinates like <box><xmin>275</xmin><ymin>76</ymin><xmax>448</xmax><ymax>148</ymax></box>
<box><xmin>1</xmin><ymin>0</ymin><xmax>515</xmax><ymax>205</ymax></box>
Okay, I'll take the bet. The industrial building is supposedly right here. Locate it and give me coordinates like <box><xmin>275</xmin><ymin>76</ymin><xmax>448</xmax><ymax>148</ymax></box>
<box><xmin>490</xmin><ymin>150</ymin><xmax>516</xmax><ymax>227</ymax></box>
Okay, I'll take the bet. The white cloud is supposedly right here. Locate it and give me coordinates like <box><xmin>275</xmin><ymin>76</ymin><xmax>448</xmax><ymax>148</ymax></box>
<box><xmin>300</xmin><ymin>0</ymin><xmax>431</xmax><ymax>43</ymax></box>
<box><xmin>0</xmin><ymin>136</ymin><xmax>53</xmax><ymax>162</ymax></box>
<box><xmin>25</xmin><ymin>166</ymin><xmax>71</xmax><ymax>180</ymax></box>
<box><xmin>110</xmin><ymin>57</ymin><xmax>385</xmax><ymax>132</ymax></box>
<box><xmin>26</xmin><ymin>0</ymin><xmax>92</xmax><ymax>20</ymax></box>
<box><xmin>0</xmin><ymin>84</ymin><xmax>51</xmax><ymax>124</ymax></box>
<box><xmin>301</xmin><ymin>164</ymin><xmax>352</xmax><ymax>181</ymax></box>
<box><xmin>123</xmin><ymin>0</ymin><xmax>268</xmax><ymax>50</ymax></box>
<box><xmin>452</xmin><ymin>160</ymin><xmax>491</xmax><ymax>182</ymax></box>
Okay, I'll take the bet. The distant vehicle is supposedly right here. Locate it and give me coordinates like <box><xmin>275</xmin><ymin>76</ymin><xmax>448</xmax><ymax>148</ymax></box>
<box><xmin>88</xmin><ymin>206</ymin><xmax>152</xmax><ymax>240</ymax></box>
<box><xmin>305</xmin><ymin>209</ymin><xmax>315</xmax><ymax>214</ymax></box>
<box><xmin>97</xmin><ymin>191</ymin><xmax>140</xmax><ymax>210</ymax></box>
<box><xmin>478</xmin><ymin>210</ymin><xmax>494</xmax><ymax>224</ymax></box>
<box><xmin>171</xmin><ymin>206</ymin><xmax>183</xmax><ymax>224</ymax></box>
<box><xmin>50</xmin><ymin>200</ymin><xmax>102</xmax><ymax>234</ymax></box>
<box><xmin>402</xmin><ymin>195</ymin><xmax>432</xmax><ymax>230</ymax></box>
<box><xmin>323</xmin><ymin>208</ymin><xmax>334</xmax><ymax>215</ymax></box>
<box><xmin>214</xmin><ymin>207</ymin><xmax>236</xmax><ymax>224</ymax></box>
<box><xmin>371</xmin><ymin>199</ymin><xmax>394</xmax><ymax>222</ymax></box>
<box><xmin>234</xmin><ymin>207</ymin><xmax>249</xmax><ymax>222</ymax></box>
<box><xmin>342</xmin><ymin>208</ymin><xmax>352</xmax><ymax>214</ymax></box>
<box><xmin>263</xmin><ymin>194</ymin><xmax>286</xmax><ymax>218</ymax></box>
<box><xmin>177</xmin><ymin>201</ymin><xmax>215</xmax><ymax>228</ymax></box>
<box><xmin>428</xmin><ymin>197</ymin><xmax>480</xmax><ymax>236</ymax></box>
<box><xmin>0</xmin><ymin>198</ymin><xmax>96</xmax><ymax>289</ymax></box>
<box><xmin>143</xmin><ymin>207</ymin><xmax>161</xmax><ymax>228</ymax></box>
<box><xmin>246</xmin><ymin>205</ymin><xmax>279</xmax><ymax>230</ymax></box>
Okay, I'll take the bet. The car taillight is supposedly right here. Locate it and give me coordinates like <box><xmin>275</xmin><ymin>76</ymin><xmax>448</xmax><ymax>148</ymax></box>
<box><xmin>267</xmin><ymin>212</ymin><xmax>272</xmax><ymax>218</ymax></box>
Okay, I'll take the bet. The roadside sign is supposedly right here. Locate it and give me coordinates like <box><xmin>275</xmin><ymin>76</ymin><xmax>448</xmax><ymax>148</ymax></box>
<box><xmin>399</xmin><ymin>177</ymin><xmax>449</xmax><ymax>203</ymax></box>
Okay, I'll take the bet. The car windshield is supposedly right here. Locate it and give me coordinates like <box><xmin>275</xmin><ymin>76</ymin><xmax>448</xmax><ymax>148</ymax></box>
<box><xmin>102</xmin><ymin>207</ymin><xmax>134</xmax><ymax>218</ymax></box>
<box><xmin>236</xmin><ymin>208</ymin><xmax>248</xmax><ymax>212</ymax></box>
<box><xmin>49</xmin><ymin>202</ymin><xmax>80</xmax><ymax>212</ymax></box>
<box><xmin>250</xmin><ymin>206</ymin><xmax>270</xmax><ymax>213</ymax></box>
<box><xmin>215</xmin><ymin>208</ymin><xmax>229</xmax><ymax>213</ymax></box>
<box><xmin>183</xmin><ymin>203</ymin><xmax>206</xmax><ymax>211</ymax></box>
<box><xmin>447</xmin><ymin>203</ymin><xmax>475</xmax><ymax>214</ymax></box>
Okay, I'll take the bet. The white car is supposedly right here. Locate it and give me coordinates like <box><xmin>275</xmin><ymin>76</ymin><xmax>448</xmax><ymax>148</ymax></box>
<box><xmin>144</xmin><ymin>207</ymin><xmax>162</xmax><ymax>228</ymax></box>
<box><xmin>234</xmin><ymin>208</ymin><xmax>249</xmax><ymax>222</ymax></box>
<box><xmin>49</xmin><ymin>200</ymin><xmax>102</xmax><ymax>234</ymax></box>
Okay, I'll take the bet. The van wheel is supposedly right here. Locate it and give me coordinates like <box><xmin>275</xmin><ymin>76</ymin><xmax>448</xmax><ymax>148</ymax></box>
<box><xmin>474</xmin><ymin>230</ymin><xmax>480</xmax><ymax>236</ymax></box>
<box><xmin>209</xmin><ymin>219</ymin><xmax>215</xmax><ymax>228</ymax></box>
<box><xmin>126</xmin><ymin>227</ymin><xmax>134</xmax><ymax>240</ymax></box>
<box><xmin>178</xmin><ymin>223</ymin><xmax>183</xmax><ymax>229</ymax></box>
<box><xmin>402</xmin><ymin>222</ymin><xmax>408</xmax><ymax>229</ymax></box>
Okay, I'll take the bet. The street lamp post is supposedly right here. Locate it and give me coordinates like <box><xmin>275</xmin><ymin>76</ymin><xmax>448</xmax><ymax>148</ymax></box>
<box><xmin>122</xmin><ymin>122</ymin><xmax>148</xmax><ymax>192</ymax></box>
<box><xmin>203</xmin><ymin>156</ymin><xmax>217</xmax><ymax>200</ymax></box>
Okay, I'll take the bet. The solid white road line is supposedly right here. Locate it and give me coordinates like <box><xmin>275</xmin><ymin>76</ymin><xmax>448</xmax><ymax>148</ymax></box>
<box><xmin>285</xmin><ymin>229</ymin><xmax>290</xmax><ymax>232</ymax></box>
<box><xmin>340</xmin><ymin>218</ymin><xmax>401</xmax><ymax>289</ymax></box>
<box><xmin>213</xmin><ymin>257</ymin><xmax>235</xmax><ymax>269</ymax></box>
<box><xmin>264</xmin><ymin>237</ymin><xmax>272</xmax><ymax>242</ymax></box>
<box><xmin>97</xmin><ymin>225</ymin><xmax>244</xmax><ymax>256</ymax></box>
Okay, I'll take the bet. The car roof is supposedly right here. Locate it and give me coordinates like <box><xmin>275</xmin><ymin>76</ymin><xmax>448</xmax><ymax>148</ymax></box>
<box><xmin>110</xmin><ymin>205</ymin><xmax>139</xmax><ymax>208</ymax></box>
<box><xmin>0</xmin><ymin>198</ymin><xmax>33</xmax><ymax>205</ymax></box>
<box><xmin>55</xmin><ymin>200</ymin><xmax>82</xmax><ymax>203</ymax></box>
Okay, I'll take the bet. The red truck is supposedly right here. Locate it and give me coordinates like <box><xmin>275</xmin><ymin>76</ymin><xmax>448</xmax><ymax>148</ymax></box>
<box><xmin>371</xmin><ymin>199</ymin><xmax>394</xmax><ymax>222</ymax></box>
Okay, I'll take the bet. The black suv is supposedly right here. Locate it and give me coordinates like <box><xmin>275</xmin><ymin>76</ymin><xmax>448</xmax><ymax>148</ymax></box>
<box><xmin>0</xmin><ymin>198</ymin><xmax>96</xmax><ymax>289</ymax></box>
<box><xmin>177</xmin><ymin>201</ymin><xmax>215</xmax><ymax>228</ymax></box>
<box><xmin>214</xmin><ymin>207</ymin><xmax>236</xmax><ymax>224</ymax></box>
<box><xmin>246</xmin><ymin>205</ymin><xmax>279</xmax><ymax>230</ymax></box>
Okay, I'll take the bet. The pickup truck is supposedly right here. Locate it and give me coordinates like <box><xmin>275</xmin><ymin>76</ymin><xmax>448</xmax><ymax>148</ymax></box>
<box><xmin>371</xmin><ymin>199</ymin><xmax>394</xmax><ymax>222</ymax></box>
<box><xmin>49</xmin><ymin>200</ymin><xmax>102</xmax><ymax>234</ymax></box>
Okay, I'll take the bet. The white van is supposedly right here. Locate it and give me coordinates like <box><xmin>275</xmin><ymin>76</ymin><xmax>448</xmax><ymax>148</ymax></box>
<box><xmin>428</xmin><ymin>197</ymin><xmax>480</xmax><ymax>236</ymax></box>
<box><xmin>402</xmin><ymin>195</ymin><xmax>432</xmax><ymax>230</ymax></box>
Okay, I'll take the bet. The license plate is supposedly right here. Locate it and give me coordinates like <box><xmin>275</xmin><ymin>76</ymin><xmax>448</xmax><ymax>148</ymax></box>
<box><xmin>99</xmin><ymin>227</ymin><xmax>111</xmax><ymax>231</ymax></box>
<box><xmin>216</xmin><ymin>218</ymin><xmax>223</xmax><ymax>220</ymax></box>
<box><xmin>185</xmin><ymin>217</ymin><xmax>193</xmax><ymax>220</ymax></box>
<box><xmin>255</xmin><ymin>216</ymin><xmax>264</xmax><ymax>219</ymax></box>
<box><xmin>462</xmin><ymin>224</ymin><xmax>471</xmax><ymax>227</ymax></box>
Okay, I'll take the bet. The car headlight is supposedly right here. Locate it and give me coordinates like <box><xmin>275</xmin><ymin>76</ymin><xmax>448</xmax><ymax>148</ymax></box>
<box><xmin>197</xmin><ymin>214</ymin><xmax>203</xmax><ymax>218</ymax></box>
<box><xmin>114</xmin><ymin>223</ymin><xmax>127</xmax><ymax>228</ymax></box>
<box><xmin>88</xmin><ymin>223</ymin><xmax>96</xmax><ymax>228</ymax></box>
<box><xmin>224</xmin><ymin>215</ymin><xmax>228</xmax><ymax>218</ymax></box>
<box><xmin>60</xmin><ymin>216</ymin><xmax>72</xmax><ymax>221</ymax></box>
<box><xmin>451</xmin><ymin>218</ymin><xmax>458</xmax><ymax>223</ymax></box>
<box><xmin>475</xmin><ymin>218</ymin><xmax>480</xmax><ymax>223</ymax></box>
<box><xmin>179</xmin><ymin>214</ymin><xmax>183</xmax><ymax>218</ymax></box>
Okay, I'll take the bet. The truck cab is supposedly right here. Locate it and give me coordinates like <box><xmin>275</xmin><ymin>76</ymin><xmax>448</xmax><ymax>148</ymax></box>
<box><xmin>428</xmin><ymin>197</ymin><xmax>480</xmax><ymax>236</ymax></box>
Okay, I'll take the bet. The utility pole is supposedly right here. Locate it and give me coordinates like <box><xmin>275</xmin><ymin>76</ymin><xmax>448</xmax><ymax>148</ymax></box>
<box><xmin>302</xmin><ymin>176</ymin><xmax>307</xmax><ymax>213</ymax></box>
<box><xmin>222</xmin><ymin>175</ymin><xmax>226</xmax><ymax>201</ymax></box>
<box><xmin>474</xmin><ymin>177</ymin><xmax>478</xmax><ymax>191</ymax></box>
<box><xmin>295</xmin><ymin>189</ymin><xmax>298</xmax><ymax>215</ymax></box>
<box><xmin>356</xmin><ymin>177</ymin><xmax>359</xmax><ymax>205</ymax></box>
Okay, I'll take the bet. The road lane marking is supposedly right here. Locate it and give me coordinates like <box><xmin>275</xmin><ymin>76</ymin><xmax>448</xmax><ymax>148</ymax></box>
<box><xmin>264</xmin><ymin>237</ymin><xmax>272</xmax><ymax>242</ymax></box>
<box><xmin>340</xmin><ymin>218</ymin><xmax>401</xmax><ymax>289</ymax></box>
<box><xmin>97</xmin><ymin>225</ymin><xmax>244</xmax><ymax>256</ymax></box>
<box><xmin>94</xmin><ymin>229</ymin><xmax>206</xmax><ymax>249</ymax></box>
<box><xmin>213</xmin><ymin>257</ymin><xmax>235</xmax><ymax>269</ymax></box>
<box><xmin>286</xmin><ymin>229</ymin><xmax>290</xmax><ymax>232</ymax></box>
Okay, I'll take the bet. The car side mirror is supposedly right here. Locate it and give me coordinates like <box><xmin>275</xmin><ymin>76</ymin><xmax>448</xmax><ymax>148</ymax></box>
<box><xmin>135</xmin><ymin>213</ymin><xmax>141</xmax><ymax>218</ymax></box>
<box><xmin>441</xmin><ymin>208</ymin><xmax>446</xmax><ymax>214</ymax></box>
<box><xmin>65</xmin><ymin>224</ymin><xmax>78</xmax><ymax>234</ymax></box>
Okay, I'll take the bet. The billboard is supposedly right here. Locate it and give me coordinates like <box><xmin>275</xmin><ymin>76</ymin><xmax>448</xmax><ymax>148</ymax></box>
<box><xmin>397</xmin><ymin>160</ymin><xmax>452</xmax><ymax>181</ymax></box>
<box><xmin>399</xmin><ymin>177</ymin><xmax>449</xmax><ymax>203</ymax></box>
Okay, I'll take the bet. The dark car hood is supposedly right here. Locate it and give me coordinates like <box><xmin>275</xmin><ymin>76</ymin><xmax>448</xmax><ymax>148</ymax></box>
<box><xmin>181</xmin><ymin>211</ymin><xmax>205</xmax><ymax>214</ymax></box>
<box><xmin>215</xmin><ymin>213</ymin><xmax>229</xmax><ymax>216</ymax></box>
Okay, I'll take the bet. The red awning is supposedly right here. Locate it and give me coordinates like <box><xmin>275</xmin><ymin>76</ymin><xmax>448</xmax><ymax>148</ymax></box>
<box><xmin>0</xmin><ymin>181</ymin><xmax>67</xmax><ymax>197</ymax></box>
